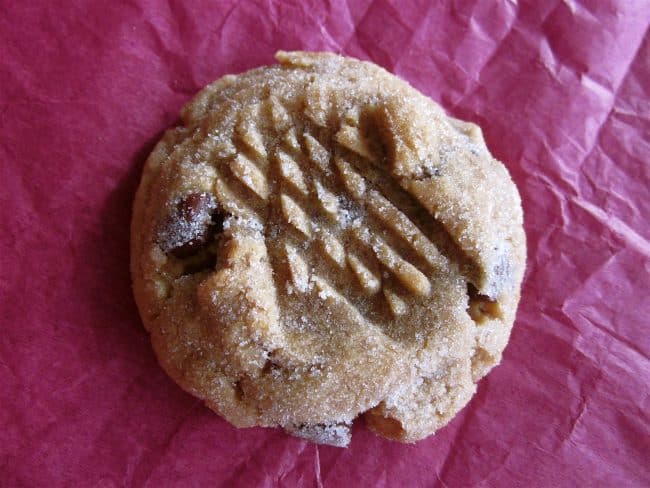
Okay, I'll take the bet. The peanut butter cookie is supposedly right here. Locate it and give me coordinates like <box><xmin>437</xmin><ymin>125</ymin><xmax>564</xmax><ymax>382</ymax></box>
<box><xmin>130</xmin><ymin>51</ymin><xmax>526</xmax><ymax>446</ymax></box>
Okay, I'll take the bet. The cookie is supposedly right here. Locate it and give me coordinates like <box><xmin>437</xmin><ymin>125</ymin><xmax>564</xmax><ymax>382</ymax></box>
<box><xmin>130</xmin><ymin>51</ymin><xmax>526</xmax><ymax>446</ymax></box>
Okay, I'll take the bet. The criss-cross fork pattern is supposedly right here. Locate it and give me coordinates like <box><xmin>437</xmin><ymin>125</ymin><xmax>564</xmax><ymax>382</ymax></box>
<box><xmin>207</xmin><ymin>96</ymin><xmax>453</xmax><ymax>319</ymax></box>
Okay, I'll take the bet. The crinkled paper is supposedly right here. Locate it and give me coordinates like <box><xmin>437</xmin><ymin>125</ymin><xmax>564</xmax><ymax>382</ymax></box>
<box><xmin>1</xmin><ymin>1</ymin><xmax>648</xmax><ymax>486</ymax></box>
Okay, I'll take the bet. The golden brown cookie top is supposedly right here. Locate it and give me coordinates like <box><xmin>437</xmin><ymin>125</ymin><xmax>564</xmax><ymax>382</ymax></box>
<box><xmin>131</xmin><ymin>51</ymin><xmax>525</xmax><ymax>445</ymax></box>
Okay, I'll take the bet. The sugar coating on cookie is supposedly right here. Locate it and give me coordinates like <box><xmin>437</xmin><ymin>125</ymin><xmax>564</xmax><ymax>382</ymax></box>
<box><xmin>130</xmin><ymin>51</ymin><xmax>526</xmax><ymax>446</ymax></box>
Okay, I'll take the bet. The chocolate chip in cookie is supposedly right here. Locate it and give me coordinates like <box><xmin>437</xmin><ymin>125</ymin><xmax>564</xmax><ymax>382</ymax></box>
<box><xmin>157</xmin><ymin>192</ymin><xmax>224</xmax><ymax>258</ymax></box>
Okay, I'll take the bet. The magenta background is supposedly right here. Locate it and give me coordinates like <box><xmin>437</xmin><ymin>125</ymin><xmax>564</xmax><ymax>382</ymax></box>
<box><xmin>1</xmin><ymin>1</ymin><xmax>649</xmax><ymax>486</ymax></box>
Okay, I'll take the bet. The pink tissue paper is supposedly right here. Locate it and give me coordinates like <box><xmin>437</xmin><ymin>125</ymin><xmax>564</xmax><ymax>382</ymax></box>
<box><xmin>1</xmin><ymin>1</ymin><xmax>648</xmax><ymax>486</ymax></box>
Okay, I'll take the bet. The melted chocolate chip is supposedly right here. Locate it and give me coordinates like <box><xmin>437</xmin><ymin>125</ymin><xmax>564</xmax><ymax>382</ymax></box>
<box><xmin>157</xmin><ymin>192</ymin><xmax>225</xmax><ymax>258</ymax></box>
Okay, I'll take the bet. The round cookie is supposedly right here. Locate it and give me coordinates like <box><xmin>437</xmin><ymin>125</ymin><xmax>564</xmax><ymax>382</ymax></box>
<box><xmin>130</xmin><ymin>51</ymin><xmax>526</xmax><ymax>446</ymax></box>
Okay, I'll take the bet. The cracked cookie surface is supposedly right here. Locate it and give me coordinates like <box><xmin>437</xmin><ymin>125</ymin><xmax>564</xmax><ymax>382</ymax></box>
<box><xmin>130</xmin><ymin>51</ymin><xmax>526</xmax><ymax>446</ymax></box>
